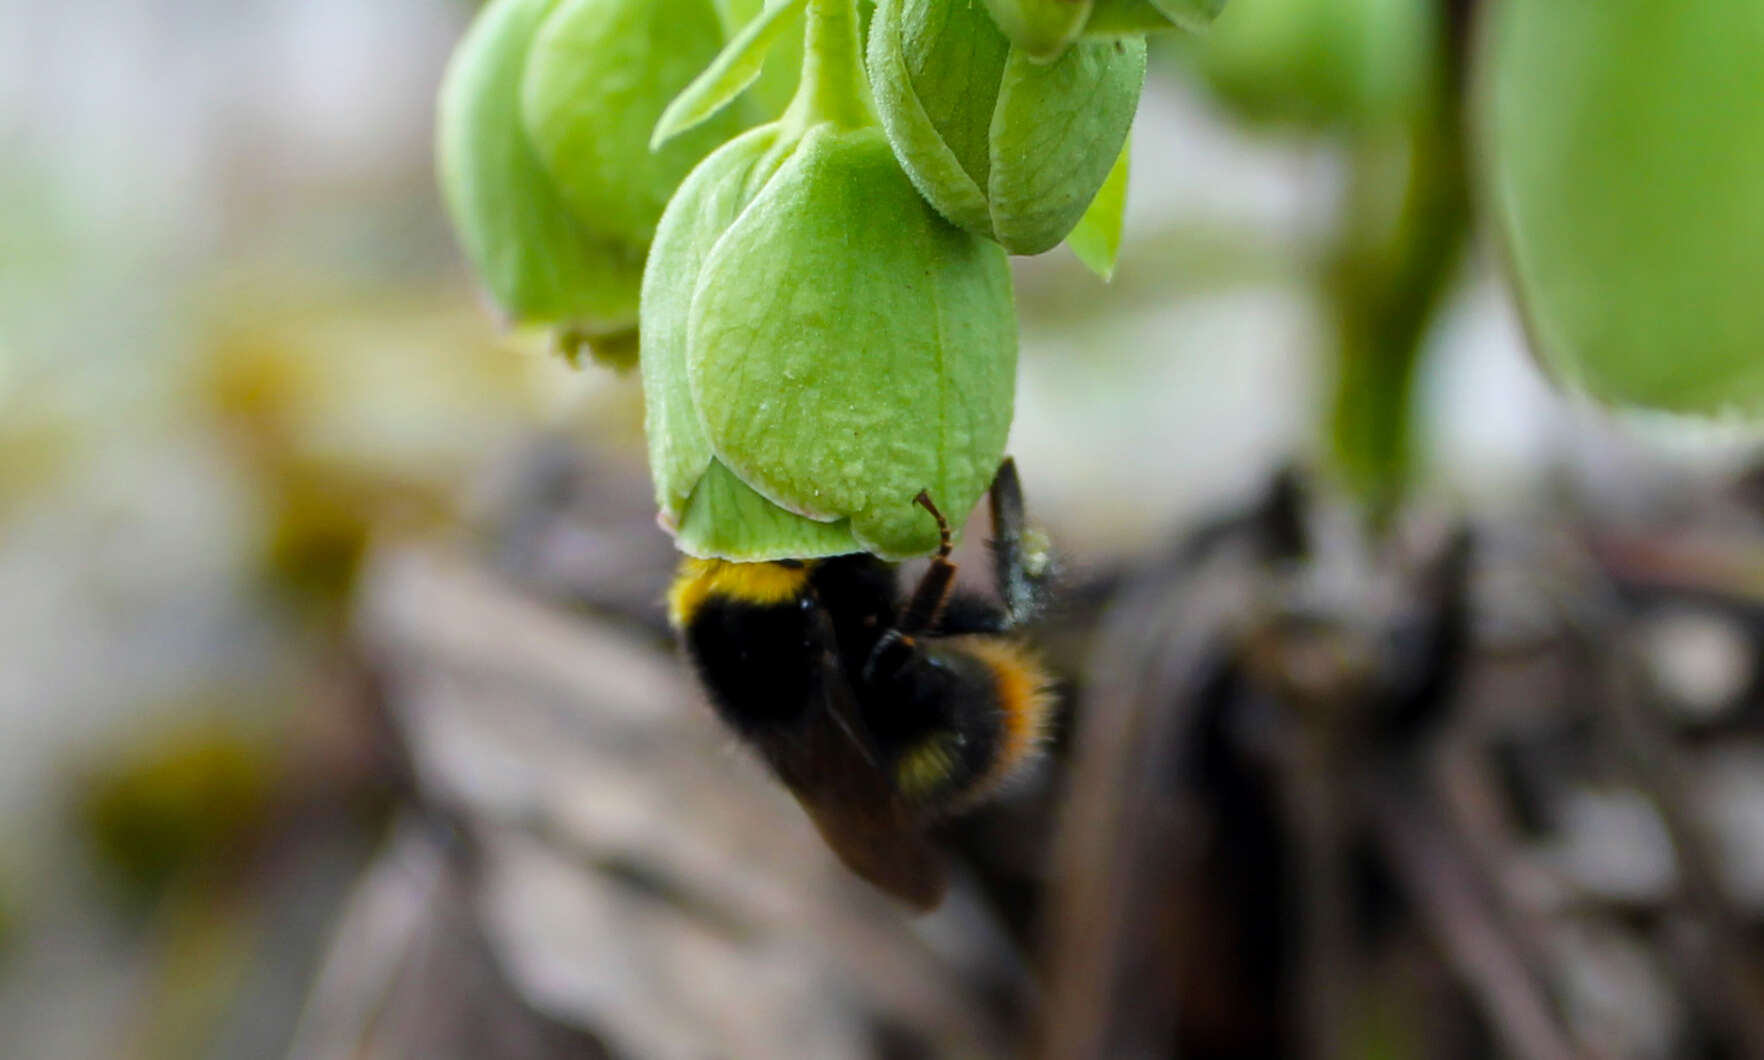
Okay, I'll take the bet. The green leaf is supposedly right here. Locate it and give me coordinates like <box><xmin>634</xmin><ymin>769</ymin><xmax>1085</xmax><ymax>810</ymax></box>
<box><xmin>1066</xmin><ymin>136</ymin><xmax>1129</xmax><ymax>280</ymax></box>
<box><xmin>676</xmin><ymin>460</ymin><xmax>860</xmax><ymax>559</ymax></box>
<box><xmin>687</xmin><ymin>126</ymin><xmax>1017</xmax><ymax>558</ymax></box>
<box><xmin>652</xmin><ymin>0</ymin><xmax>810</xmax><ymax>150</ymax></box>
<box><xmin>436</xmin><ymin>0</ymin><xmax>642</xmax><ymax>330</ymax></box>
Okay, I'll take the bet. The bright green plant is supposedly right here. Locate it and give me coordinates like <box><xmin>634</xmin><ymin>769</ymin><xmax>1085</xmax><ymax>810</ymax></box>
<box><xmin>440</xmin><ymin>0</ymin><xmax>1220</xmax><ymax>559</ymax></box>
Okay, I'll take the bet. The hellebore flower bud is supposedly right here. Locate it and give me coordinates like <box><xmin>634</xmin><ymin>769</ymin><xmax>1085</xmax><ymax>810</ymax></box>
<box><xmin>867</xmin><ymin>0</ymin><xmax>1146</xmax><ymax>255</ymax></box>
<box><xmin>643</xmin><ymin>119</ymin><xmax>1018</xmax><ymax>560</ymax></box>
<box><xmin>522</xmin><ymin>0</ymin><xmax>753</xmax><ymax>249</ymax></box>
<box><xmin>1482</xmin><ymin>0</ymin><xmax>1764</xmax><ymax>414</ymax></box>
<box><xmin>1199</xmin><ymin>0</ymin><xmax>1434</xmax><ymax>130</ymax></box>
<box><xmin>437</xmin><ymin>0</ymin><xmax>643</xmax><ymax>343</ymax></box>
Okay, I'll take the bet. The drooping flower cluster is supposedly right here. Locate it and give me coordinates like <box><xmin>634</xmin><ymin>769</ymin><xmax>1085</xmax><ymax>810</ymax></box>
<box><xmin>439</xmin><ymin>0</ymin><xmax>1220</xmax><ymax>558</ymax></box>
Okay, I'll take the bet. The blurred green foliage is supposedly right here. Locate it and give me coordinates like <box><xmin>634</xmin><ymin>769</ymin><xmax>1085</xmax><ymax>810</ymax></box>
<box><xmin>1199</xmin><ymin>0</ymin><xmax>1434</xmax><ymax>130</ymax></box>
<box><xmin>1182</xmin><ymin>0</ymin><xmax>1459</xmax><ymax>517</ymax></box>
<box><xmin>1483</xmin><ymin>0</ymin><xmax>1764</xmax><ymax>414</ymax></box>
<box><xmin>75</xmin><ymin>720</ymin><xmax>276</xmax><ymax>906</ymax></box>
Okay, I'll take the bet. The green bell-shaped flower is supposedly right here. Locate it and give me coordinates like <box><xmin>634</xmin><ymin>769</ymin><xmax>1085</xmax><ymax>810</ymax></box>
<box><xmin>522</xmin><ymin>0</ymin><xmax>757</xmax><ymax>248</ymax></box>
<box><xmin>1482</xmin><ymin>0</ymin><xmax>1764</xmax><ymax>414</ymax></box>
<box><xmin>867</xmin><ymin>0</ymin><xmax>1147</xmax><ymax>255</ymax></box>
<box><xmin>436</xmin><ymin>0</ymin><xmax>643</xmax><ymax>345</ymax></box>
<box><xmin>643</xmin><ymin>0</ymin><xmax>1018</xmax><ymax>561</ymax></box>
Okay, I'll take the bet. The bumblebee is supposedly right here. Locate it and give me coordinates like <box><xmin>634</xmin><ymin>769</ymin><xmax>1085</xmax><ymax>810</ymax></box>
<box><xmin>667</xmin><ymin>460</ymin><xmax>1058</xmax><ymax>909</ymax></box>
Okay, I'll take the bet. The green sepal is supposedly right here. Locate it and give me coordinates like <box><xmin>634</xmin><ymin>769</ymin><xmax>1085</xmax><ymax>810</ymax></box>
<box><xmin>1067</xmin><ymin>135</ymin><xmax>1129</xmax><ymax>280</ymax></box>
<box><xmin>988</xmin><ymin>36</ymin><xmax>1145</xmax><ymax>254</ymax></box>
<box><xmin>981</xmin><ymin>0</ymin><xmax>1092</xmax><ymax>63</ymax></box>
<box><xmin>686</xmin><ymin>125</ymin><xmax>1017</xmax><ymax>559</ymax></box>
<box><xmin>522</xmin><ymin>0</ymin><xmax>744</xmax><ymax>248</ymax></box>
<box><xmin>676</xmin><ymin>459</ymin><xmax>861</xmax><ymax>559</ymax></box>
<box><xmin>436</xmin><ymin>0</ymin><xmax>642</xmax><ymax>332</ymax></box>
<box><xmin>865</xmin><ymin>0</ymin><xmax>1003</xmax><ymax>239</ymax></box>
<box><xmin>652</xmin><ymin>0</ymin><xmax>811</xmax><ymax>150</ymax></box>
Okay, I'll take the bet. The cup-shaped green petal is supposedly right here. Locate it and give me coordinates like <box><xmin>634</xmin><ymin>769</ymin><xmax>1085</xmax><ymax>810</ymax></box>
<box><xmin>677</xmin><ymin>458</ymin><xmax>860</xmax><ymax>559</ymax></box>
<box><xmin>1482</xmin><ymin>0</ymin><xmax>1764</xmax><ymax>414</ymax></box>
<box><xmin>522</xmin><ymin>0</ymin><xmax>749</xmax><ymax>248</ymax></box>
<box><xmin>436</xmin><ymin>0</ymin><xmax>642</xmax><ymax>332</ymax></box>
<box><xmin>641</xmin><ymin>120</ymin><xmax>856</xmax><ymax>557</ymax></box>
<box><xmin>1199</xmin><ymin>0</ymin><xmax>1434</xmax><ymax>130</ymax></box>
<box><xmin>641</xmin><ymin>125</ymin><xmax>790</xmax><ymax>522</ymax></box>
<box><xmin>868</xmin><ymin>0</ymin><xmax>1146</xmax><ymax>255</ymax></box>
<box><xmin>686</xmin><ymin>125</ymin><xmax>1017</xmax><ymax>559</ymax></box>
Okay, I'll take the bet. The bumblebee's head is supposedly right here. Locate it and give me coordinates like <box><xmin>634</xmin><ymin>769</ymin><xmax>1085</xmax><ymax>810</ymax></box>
<box><xmin>882</xmin><ymin>635</ymin><xmax>1058</xmax><ymax>811</ymax></box>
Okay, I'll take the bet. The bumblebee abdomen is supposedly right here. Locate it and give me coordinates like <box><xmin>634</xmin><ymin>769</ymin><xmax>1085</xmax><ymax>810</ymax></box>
<box><xmin>670</xmin><ymin>558</ymin><xmax>822</xmax><ymax>734</ymax></box>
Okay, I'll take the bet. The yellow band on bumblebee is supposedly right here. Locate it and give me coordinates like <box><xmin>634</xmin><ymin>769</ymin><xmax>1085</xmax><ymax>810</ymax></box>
<box><xmin>667</xmin><ymin>558</ymin><xmax>815</xmax><ymax>628</ymax></box>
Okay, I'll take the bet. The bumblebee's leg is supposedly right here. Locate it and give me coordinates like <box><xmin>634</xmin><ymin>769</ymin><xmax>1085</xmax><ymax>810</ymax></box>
<box><xmin>859</xmin><ymin>492</ymin><xmax>958</xmax><ymax>692</ymax></box>
<box><xmin>987</xmin><ymin>458</ymin><xmax>1056</xmax><ymax>627</ymax></box>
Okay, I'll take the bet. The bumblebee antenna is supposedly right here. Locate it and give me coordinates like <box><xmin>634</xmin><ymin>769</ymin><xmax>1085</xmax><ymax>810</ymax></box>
<box><xmin>898</xmin><ymin>490</ymin><xmax>957</xmax><ymax>635</ymax></box>
<box><xmin>988</xmin><ymin>458</ymin><xmax>1055</xmax><ymax>626</ymax></box>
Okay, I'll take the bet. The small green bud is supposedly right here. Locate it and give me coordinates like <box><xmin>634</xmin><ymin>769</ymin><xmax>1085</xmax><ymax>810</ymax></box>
<box><xmin>1483</xmin><ymin>0</ymin><xmax>1764</xmax><ymax>413</ymax></box>
<box><xmin>436</xmin><ymin>0</ymin><xmax>643</xmax><ymax>337</ymax></box>
<box><xmin>642</xmin><ymin>120</ymin><xmax>1017</xmax><ymax>560</ymax></box>
<box><xmin>1198</xmin><ymin>0</ymin><xmax>1434</xmax><ymax>129</ymax></box>
<box><xmin>868</xmin><ymin>0</ymin><xmax>1146</xmax><ymax>255</ymax></box>
<box><xmin>522</xmin><ymin>0</ymin><xmax>752</xmax><ymax>248</ymax></box>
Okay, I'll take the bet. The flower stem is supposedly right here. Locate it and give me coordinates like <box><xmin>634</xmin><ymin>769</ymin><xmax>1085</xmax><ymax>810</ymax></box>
<box><xmin>784</xmin><ymin>0</ymin><xmax>874</xmax><ymax>132</ymax></box>
<box><xmin>1324</xmin><ymin>7</ymin><xmax>1470</xmax><ymax>528</ymax></box>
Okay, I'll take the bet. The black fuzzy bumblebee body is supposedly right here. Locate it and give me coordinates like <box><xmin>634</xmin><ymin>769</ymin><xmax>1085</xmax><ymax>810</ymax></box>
<box><xmin>667</xmin><ymin>461</ymin><xmax>1056</xmax><ymax>909</ymax></box>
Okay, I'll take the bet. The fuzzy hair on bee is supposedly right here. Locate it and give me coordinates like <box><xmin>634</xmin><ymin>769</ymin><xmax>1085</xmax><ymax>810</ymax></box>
<box><xmin>667</xmin><ymin>459</ymin><xmax>1058</xmax><ymax>909</ymax></box>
